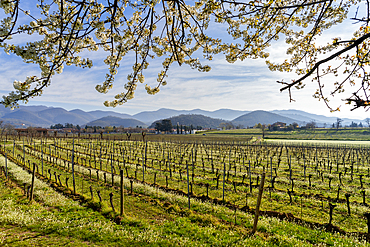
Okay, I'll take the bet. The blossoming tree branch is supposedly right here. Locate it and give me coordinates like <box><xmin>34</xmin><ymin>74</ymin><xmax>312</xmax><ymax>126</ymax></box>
<box><xmin>0</xmin><ymin>0</ymin><xmax>369</xmax><ymax>110</ymax></box>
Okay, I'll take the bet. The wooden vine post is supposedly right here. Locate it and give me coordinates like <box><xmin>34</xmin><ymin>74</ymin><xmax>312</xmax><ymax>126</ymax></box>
<box><xmin>29</xmin><ymin>163</ymin><xmax>36</xmax><ymax>202</ymax></box>
<box><xmin>328</xmin><ymin>203</ymin><xmax>336</xmax><ymax>225</ymax></box>
<box><xmin>364</xmin><ymin>212</ymin><xmax>370</xmax><ymax>237</ymax></box>
<box><xmin>72</xmin><ymin>139</ymin><xmax>76</xmax><ymax>194</ymax></box>
<box><xmin>111</xmin><ymin>154</ymin><xmax>114</xmax><ymax>186</ymax></box>
<box><xmin>251</xmin><ymin>172</ymin><xmax>266</xmax><ymax>235</ymax></box>
<box><xmin>142</xmin><ymin>147</ymin><xmax>145</xmax><ymax>183</ymax></box>
<box><xmin>23</xmin><ymin>138</ymin><xmax>25</xmax><ymax>166</ymax></box>
<box><xmin>222</xmin><ymin>162</ymin><xmax>226</xmax><ymax>201</ymax></box>
<box><xmin>120</xmin><ymin>169</ymin><xmax>124</xmax><ymax>216</ymax></box>
<box><xmin>41</xmin><ymin>139</ymin><xmax>44</xmax><ymax>176</ymax></box>
<box><xmin>249</xmin><ymin>160</ymin><xmax>252</xmax><ymax>193</ymax></box>
<box><xmin>270</xmin><ymin>157</ymin><xmax>273</xmax><ymax>199</ymax></box>
<box><xmin>186</xmin><ymin>161</ymin><xmax>190</xmax><ymax>209</ymax></box>
<box><xmin>5</xmin><ymin>152</ymin><xmax>8</xmax><ymax>179</ymax></box>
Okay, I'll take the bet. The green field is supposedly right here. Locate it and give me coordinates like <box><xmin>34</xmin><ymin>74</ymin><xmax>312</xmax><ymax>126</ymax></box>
<box><xmin>203</xmin><ymin>128</ymin><xmax>370</xmax><ymax>142</ymax></box>
<box><xmin>265</xmin><ymin>139</ymin><xmax>370</xmax><ymax>147</ymax></box>
<box><xmin>1</xmin><ymin>134</ymin><xmax>370</xmax><ymax>246</ymax></box>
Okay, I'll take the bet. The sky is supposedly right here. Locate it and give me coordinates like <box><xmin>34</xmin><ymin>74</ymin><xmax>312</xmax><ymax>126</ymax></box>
<box><xmin>0</xmin><ymin>2</ymin><xmax>369</xmax><ymax>120</ymax></box>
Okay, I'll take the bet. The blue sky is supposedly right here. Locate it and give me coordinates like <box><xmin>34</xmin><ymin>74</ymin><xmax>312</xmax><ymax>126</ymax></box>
<box><xmin>0</xmin><ymin>3</ymin><xmax>369</xmax><ymax>120</ymax></box>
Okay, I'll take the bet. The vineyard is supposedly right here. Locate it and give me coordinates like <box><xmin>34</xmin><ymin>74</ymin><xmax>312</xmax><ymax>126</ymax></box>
<box><xmin>1</xmin><ymin>134</ymin><xmax>370</xmax><ymax>246</ymax></box>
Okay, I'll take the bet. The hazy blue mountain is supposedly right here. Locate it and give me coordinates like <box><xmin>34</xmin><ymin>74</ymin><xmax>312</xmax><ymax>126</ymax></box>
<box><xmin>179</xmin><ymin>109</ymin><xmax>249</xmax><ymax>120</ymax></box>
<box><xmin>232</xmin><ymin>110</ymin><xmax>303</xmax><ymax>127</ymax></box>
<box><xmin>2</xmin><ymin>109</ymin><xmax>52</xmax><ymax>126</ymax></box>
<box><xmin>0</xmin><ymin>107</ymin><xmax>135</xmax><ymax>127</ymax></box>
<box><xmin>19</xmin><ymin>105</ymin><xmax>51</xmax><ymax>112</ymax></box>
<box><xmin>0</xmin><ymin>105</ymin><xmax>51</xmax><ymax>118</ymax></box>
<box><xmin>271</xmin><ymin>109</ymin><xmax>362</xmax><ymax>126</ymax></box>
<box><xmin>150</xmin><ymin>114</ymin><xmax>227</xmax><ymax>129</ymax></box>
<box><xmin>1</xmin><ymin>118</ymin><xmax>40</xmax><ymax>128</ymax></box>
<box><xmin>210</xmin><ymin>109</ymin><xmax>250</xmax><ymax>120</ymax></box>
<box><xmin>37</xmin><ymin>108</ymin><xmax>91</xmax><ymax>125</ymax></box>
<box><xmin>69</xmin><ymin>109</ymin><xmax>96</xmax><ymax>122</ymax></box>
<box><xmin>271</xmin><ymin>110</ymin><xmax>324</xmax><ymax>125</ymax></box>
<box><xmin>85</xmin><ymin>116</ymin><xmax>147</xmax><ymax>128</ymax></box>
<box><xmin>0</xmin><ymin>105</ymin><xmax>13</xmax><ymax>117</ymax></box>
<box><xmin>87</xmin><ymin>110</ymin><xmax>132</xmax><ymax>120</ymax></box>
<box><xmin>133</xmin><ymin>108</ymin><xmax>182</xmax><ymax>124</ymax></box>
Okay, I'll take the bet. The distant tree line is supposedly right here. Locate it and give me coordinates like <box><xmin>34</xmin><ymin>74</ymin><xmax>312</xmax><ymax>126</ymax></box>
<box><xmin>349</xmin><ymin>121</ymin><xmax>363</xmax><ymax>128</ymax></box>
<box><xmin>50</xmin><ymin>123</ymin><xmax>81</xmax><ymax>130</ymax></box>
<box><xmin>154</xmin><ymin>119</ymin><xmax>203</xmax><ymax>134</ymax></box>
<box><xmin>50</xmin><ymin>123</ymin><xmax>145</xmax><ymax>133</ymax></box>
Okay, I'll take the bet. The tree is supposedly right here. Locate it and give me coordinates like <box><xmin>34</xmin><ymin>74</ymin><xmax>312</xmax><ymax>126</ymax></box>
<box><xmin>0</xmin><ymin>121</ymin><xmax>4</xmax><ymax>136</ymax></box>
<box><xmin>336</xmin><ymin>118</ymin><xmax>343</xmax><ymax>130</ymax></box>
<box><xmin>155</xmin><ymin>119</ymin><xmax>172</xmax><ymax>133</ymax></box>
<box><xmin>306</xmin><ymin>121</ymin><xmax>316</xmax><ymax>130</ymax></box>
<box><xmin>255</xmin><ymin>123</ymin><xmax>262</xmax><ymax>129</ymax></box>
<box><xmin>3</xmin><ymin>123</ymin><xmax>15</xmax><ymax>135</ymax></box>
<box><xmin>161</xmin><ymin>119</ymin><xmax>173</xmax><ymax>133</ymax></box>
<box><xmin>261</xmin><ymin>124</ymin><xmax>266</xmax><ymax>139</ymax></box>
<box><xmin>366</xmin><ymin>118</ymin><xmax>370</xmax><ymax>128</ymax></box>
<box><xmin>51</xmin><ymin>123</ymin><xmax>64</xmax><ymax>129</ymax></box>
<box><xmin>64</xmin><ymin>123</ymin><xmax>74</xmax><ymax>128</ymax></box>
<box><xmin>350</xmin><ymin>121</ymin><xmax>358</xmax><ymax>128</ymax></box>
<box><xmin>105</xmin><ymin>126</ymin><xmax>114</xmax><ymax>133</ymax></box>
<box><xmin>1</xmin><ymin>1</ymin><xmax>369</xmax><ymax>111</ymax></box>
<box><xmin>154</xmin><ymin>122</ymin><xmax>162</xmax><ymax>133</ymax></box>
<box><xmin>219</xmin><ymin>122</ymin><xmax>234</xmax><ymax>130</ymax></box>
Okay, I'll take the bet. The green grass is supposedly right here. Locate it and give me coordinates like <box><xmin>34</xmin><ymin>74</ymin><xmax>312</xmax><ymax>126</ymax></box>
<box><xmin>204</xmin><ymin>129</ymin><xmax>262</xmax><ymax>135</ymax></box>
<box><xmin>1</xmin><ymin>169</ymin><xmax>368</xmax><ymax>246</ymax></box>
<box><xmin>264</xmin><ymin>139</ymin><xmax>370</xmax><ymax>146</ymax></box>
<box><xmin>200</xmin><ymin>128</ymin><xmax>370</xmax><ymax>142</ymax></box>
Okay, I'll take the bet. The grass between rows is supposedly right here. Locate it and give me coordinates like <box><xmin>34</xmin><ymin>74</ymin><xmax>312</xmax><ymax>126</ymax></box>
<box><xmin>0</xmin><ymin>153</ymin><xmax>369</xmax><ymax>246</ymax></box>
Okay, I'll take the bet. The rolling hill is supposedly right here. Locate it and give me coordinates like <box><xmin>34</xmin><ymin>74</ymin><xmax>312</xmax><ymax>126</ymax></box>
<box><xmin>85</xmin><ymin>116</ymin><xmax>147</xmax><ymax>128</ymax></box>
<box><xmin>134</xmin><ymin>108</ymin><xmax>249</xmax><ymax>124</ymax></box>
<box><xmin>150</xmin><ymin>114</ymin><xmax>228</xmax><ymax>129</ymax></box>
<box><xmin>232</xmin><ymin>110</ymin><xmax>303</xmax><ymax>127</ymax></box>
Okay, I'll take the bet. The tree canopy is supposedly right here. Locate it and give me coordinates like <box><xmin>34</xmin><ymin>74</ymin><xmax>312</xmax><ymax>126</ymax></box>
<box><xmin>0</xmin><ymin>0</ymin><xmax>369</xmax><ymax>110</ymax></box>
<box><xmin>154</xmin><ymin>119</ymin><xmax>172</xmax><ymax>132</ymax></box>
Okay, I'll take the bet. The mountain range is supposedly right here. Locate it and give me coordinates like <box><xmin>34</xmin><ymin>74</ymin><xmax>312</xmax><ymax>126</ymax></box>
<box><xmin>0</xmin><ymin>104</ymin><xmax>366</xmax><ymax>129</ymax></box>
